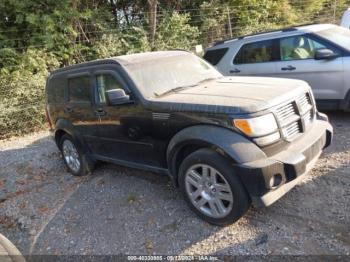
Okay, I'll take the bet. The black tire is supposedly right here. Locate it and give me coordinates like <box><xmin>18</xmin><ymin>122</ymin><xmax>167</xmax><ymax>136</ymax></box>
<box><xmin>178</xmin><ymin>148</ymin><xmax>251</xmax><ymax>226</ymax></box>
<box><xmin>59</xmin><ymin>134</ymin><xmax>95</xmax><ymax>176</ymax></box>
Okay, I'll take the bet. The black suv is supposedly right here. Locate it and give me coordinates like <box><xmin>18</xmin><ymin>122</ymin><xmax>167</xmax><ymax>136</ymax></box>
<box><xmin>46</xmin><ymin>51</ymin><xmax>333</xmax><ymax>225</ymax></box>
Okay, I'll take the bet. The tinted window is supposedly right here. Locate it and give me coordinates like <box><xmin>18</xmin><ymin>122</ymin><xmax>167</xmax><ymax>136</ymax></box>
<box><xmin>47</xmin><ymin>77</ymin><xmax>65</xmax><ymax>103</ymax></box>
<box><xmin>234</xmin><ymin>40</ymin><xmax>274</xmax><ymax>64</ymax></box>
<box><xmin>279</xmin><ymin>35</ymin><xmax>335</xmax><ymax>61</ymax></box>
<box><xmin>96</xmin><ymin>74</ymin><xmax>123</xmax><ymax>104</ymax></box>
<box><xmin>68</xmin><ymin>76</ymin><xmax>91</xmax><ymax>102</ymax></box>
<box><xmin>203</xmin><ymin>48</ymin><xmax>229</xmax><ymax>65</ymax></box>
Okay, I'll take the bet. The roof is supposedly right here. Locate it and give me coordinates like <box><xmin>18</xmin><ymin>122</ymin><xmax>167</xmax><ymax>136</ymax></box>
<box><xmin>51</xmin><ymin>50</ymin><xmax>190</xmax><ymax>75</ymax></box>
<box><xmin>212</xmin><ymin>23</ymin><xmax>338</xmax><ymax>47</ymax></box>
<box><xmin>114</xmin><ymin>50</ymin><xmax>190</xmax><ymax>66</ymax></box>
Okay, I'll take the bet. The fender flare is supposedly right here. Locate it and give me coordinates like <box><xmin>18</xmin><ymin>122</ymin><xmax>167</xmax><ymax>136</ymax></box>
<box><xmin>166</xmin><ymin>125</ymin><xmax>266</xmax><ymax>179</ymax></box>
<box><xmin>54</xmin><ymin>119</ymin><xmax>89</xmax><ymax>154</ymax></box>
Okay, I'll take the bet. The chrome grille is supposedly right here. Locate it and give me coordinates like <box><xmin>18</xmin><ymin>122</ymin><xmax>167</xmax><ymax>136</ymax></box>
<box><xmin>303</xmin><ymin>110</ymin><xmax>313</xmax><ymax>127</ymax></box>
<box><xmin>282</xmin><ymin>121</ymin><xmax>300</xmax><ymax>139</ymax></box>
<box><xmin>297</xmin><ymin>93</ymin><xmax>312</xmax><ymax>114</ymax></box>
<box><xmin>274</xmin><ymin>102</ymin><xmax>297</xmax><ymax>124</ymax></box>
<box><xmin>274</xmin><ymin>93</ymin><xmax>314</xmax><ymax>141</ymax></box>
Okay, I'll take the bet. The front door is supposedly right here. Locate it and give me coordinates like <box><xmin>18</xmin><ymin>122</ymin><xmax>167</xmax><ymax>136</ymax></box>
<box><xmin>92</xmin><ymin>70</ymin><xmax>161</xmax><ymax>167</ymax></box>
<box><xmin>273</xmin><ymin>34</ymin><xmax>344</xmax><ymax>100</ymax></box>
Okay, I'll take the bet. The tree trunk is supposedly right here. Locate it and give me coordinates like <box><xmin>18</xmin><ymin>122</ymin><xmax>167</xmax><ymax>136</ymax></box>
<box><xmin>147</xmin><ymin>0</ymin><xmax>157</xmax><ymax>48</ymax></box>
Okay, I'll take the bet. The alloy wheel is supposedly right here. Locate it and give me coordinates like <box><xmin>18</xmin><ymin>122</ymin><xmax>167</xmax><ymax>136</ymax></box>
<box><xmin>185</xmin><ymin>164</ymin><xmax>234</xmax><ymax>218</ymax></box>
<box><xmin>62</xmin><ymin>140</ymin><xmax>81</xmax><ymax>173</ymax></box>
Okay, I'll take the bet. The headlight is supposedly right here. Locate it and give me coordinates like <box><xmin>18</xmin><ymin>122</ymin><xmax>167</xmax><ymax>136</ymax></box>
<box><xmin>233</xmin><ymin>114</ymin><xmax>280</xmax><ymax>146</ymax></box>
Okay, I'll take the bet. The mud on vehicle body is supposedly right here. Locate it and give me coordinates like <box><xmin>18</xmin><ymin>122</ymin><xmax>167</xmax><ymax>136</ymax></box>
<box><xmin>46</xmin><ymin>51</ymin><xmax>333</xmax><ymax>225</ymax></box>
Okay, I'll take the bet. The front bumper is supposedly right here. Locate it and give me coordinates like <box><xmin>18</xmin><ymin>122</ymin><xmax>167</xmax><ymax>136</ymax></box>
<box><xmin>236</xmin><ymin>116</ymin><xmax>333</xmax><ymax>207</ymax></box>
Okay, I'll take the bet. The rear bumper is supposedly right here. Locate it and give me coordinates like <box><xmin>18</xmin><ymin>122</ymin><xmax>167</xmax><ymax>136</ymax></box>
<box><xmin>236</xmin><ymin>115</ymin><xmax>333</xmax><ymax>207</ymax></box>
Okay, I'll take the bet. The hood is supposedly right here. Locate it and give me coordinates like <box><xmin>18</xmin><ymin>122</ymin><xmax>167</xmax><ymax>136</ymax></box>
<box><xmin>147</xmin><ymin>76</ymin><xmax>311</xmax><ymax>114</ymax></box>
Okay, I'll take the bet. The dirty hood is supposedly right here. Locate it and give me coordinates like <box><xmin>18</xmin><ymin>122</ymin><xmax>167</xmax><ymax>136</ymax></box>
<box><xmin>147</xmin><ymin>76</ymin><xmax>311</xmax><ymax>114</ymax></box>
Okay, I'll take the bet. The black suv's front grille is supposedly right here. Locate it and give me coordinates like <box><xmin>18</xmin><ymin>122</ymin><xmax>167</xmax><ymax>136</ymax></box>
<box><xmin>274</xmin><ymin>93</ymin><xmax>315</xmax><ymax>141</ymax></box>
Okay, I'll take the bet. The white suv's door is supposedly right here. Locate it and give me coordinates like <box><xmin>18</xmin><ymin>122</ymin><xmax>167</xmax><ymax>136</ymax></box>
<box><xmin>273</xmin><ymin>34</ymin><xmax>344</xmax><ymax>100</ymax></box>
<box><xmin>228</xmin><ymin>39</ymin><xmax>277</xmax><ymax>77</ymax></box>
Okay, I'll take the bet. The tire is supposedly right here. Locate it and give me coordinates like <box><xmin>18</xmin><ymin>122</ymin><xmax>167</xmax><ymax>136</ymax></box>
<box><xmin>59</xmin><ymin>134</ymin><xmax>95</xmax><ymax>176</ymax></box>
<box><xmin>178</xmin><ymin>148</ymin><xmax>251</xmax><ymax>226</ymax></box>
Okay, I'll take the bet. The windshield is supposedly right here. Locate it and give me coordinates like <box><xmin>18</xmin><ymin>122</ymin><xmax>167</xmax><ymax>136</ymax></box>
<box><xmin>124</xmin><ymin>53</ymin><xmax>222</xmax><ymax>98</ymax></box>
<box><xmin>315</xmin><ymin>26</ymin><xmax>350</xmax><ymax>51</ymax></box>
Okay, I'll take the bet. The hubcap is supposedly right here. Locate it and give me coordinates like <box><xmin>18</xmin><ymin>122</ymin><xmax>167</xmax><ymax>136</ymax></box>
<box><xmin>62</xmin><ymin>140</ymin><xmax>80</xmax><ymax>173</ymax></box>
<box><xmin>185</xmin><ymin>164</ymin><xmax>233</xmax><ymax>218</ymax></box>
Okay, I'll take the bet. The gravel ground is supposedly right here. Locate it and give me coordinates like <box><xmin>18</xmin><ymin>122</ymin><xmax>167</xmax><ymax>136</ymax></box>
<box><xmin>0</xmin><ymin>112</ymin><xmax>349</xmax><ymax>256</ymax></box>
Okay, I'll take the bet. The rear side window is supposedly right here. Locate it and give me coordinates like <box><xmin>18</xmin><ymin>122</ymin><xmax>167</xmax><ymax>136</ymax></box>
<box><xmin>203</xmin><ymin>48</ymin><xmax>229</xmax><ymax>65</ymax></box>
<box><xmin>47</xmin><ymin>77</ymin><xmax>65</xmax><ymax>103</ymax></box>
<box><xmin>68</xmin><ymin>76</ymin><xmax>91</xmax><ymax>102</ymax></box>
<box><xmin>234</xmin><ymin>40</ymin><xmax>274</xmax><ymax>64</ymax></box>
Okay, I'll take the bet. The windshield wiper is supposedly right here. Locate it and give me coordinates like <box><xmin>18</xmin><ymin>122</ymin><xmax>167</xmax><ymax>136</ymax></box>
<box><xmin>154</xmin><ymin>85</ymin><xmax>194</xmax><ymax>98</ymax></box>
<box><xmin>154</xmin><ymin>77</ymin><xmax>219</xmax><ymax>98</ymax></box>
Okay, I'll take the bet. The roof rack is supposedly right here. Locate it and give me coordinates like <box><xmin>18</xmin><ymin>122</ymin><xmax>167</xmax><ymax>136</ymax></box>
<box><xmin>213</xmin><ymin>23</ymin><xmax>318</xmax><ymax>46</ymax></box>
<box><xmin>237</xmin><ymin>27</ymin><xmax>297</xmax><ymax>39</ymax></box>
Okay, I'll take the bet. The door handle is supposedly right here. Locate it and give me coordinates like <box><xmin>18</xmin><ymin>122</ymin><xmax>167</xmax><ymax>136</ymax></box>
<box><xmin>281</xmin><ymin>65</ymin><xmax>296</xmax><ymax>71</ymax></box>
<box><xmin>64</xmin><ymin>107</ymin><xmax>73</xmax><ymax>113</ymax></box>
<box><xmin>230</xmin><ymin>68</ymin><xmax>241</xmax><ymax>74</ymax></box>
<box><xmin>94</xmin><ymin>109</ymin><xmax>106</xmax><ymax>116</ymax></box>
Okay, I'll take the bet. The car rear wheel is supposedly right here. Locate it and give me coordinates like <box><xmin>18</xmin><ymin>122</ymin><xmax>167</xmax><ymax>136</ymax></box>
<box><xmin>60</xmin><ymin>134</ymin><xmax>94</xmax><ymax>176</ymax></box>
<box><xmin>179</xmin><ymin>148</ymin><xmax>251</xmax><ymax>226</ymax></box>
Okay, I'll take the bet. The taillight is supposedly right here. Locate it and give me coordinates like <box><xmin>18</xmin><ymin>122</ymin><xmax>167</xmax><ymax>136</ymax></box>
<box><xmin>45</xmin><ymin>105</ymin><xmax>53</xmax><ymax>130</ymax></box>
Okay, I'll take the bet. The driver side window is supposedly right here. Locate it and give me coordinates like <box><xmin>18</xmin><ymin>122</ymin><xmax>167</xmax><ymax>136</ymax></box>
<box><xmin>96</xmin><ymin>74</ymin><xmax>123</xmax><ymax>104</ymax></box>
<box><xmin>280</xmin><ymin>35</ymin><xmax>335</xmax><ymax>61</ymax></box>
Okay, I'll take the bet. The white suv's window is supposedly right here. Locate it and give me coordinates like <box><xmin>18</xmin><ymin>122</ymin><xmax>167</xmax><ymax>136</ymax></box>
<box><xmin>279</xmin><ymin>35</ymin><xmax>332</xmax><ymax>61</ymax></box>
<box><xmin>233</xmin><ymin>39</ymin><xmax>274</xmax><ymax>64</ymax></box>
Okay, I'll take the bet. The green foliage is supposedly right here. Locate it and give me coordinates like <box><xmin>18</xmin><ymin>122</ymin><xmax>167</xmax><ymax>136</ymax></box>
<box><xmin>199</xmin><ymin>0</ymin><xmax>299</xmax><ymax>45</ymax></box>
<box><xmin>0</xmin><ymin>0</ymin><xmax>347</xmax><ymax>139</ymax></box>
<box><xmin>92</xmin><ymin>27</ymin><xmax>151</xmax><ymax>59</ymax></box>
<box><xmin>0</xmin><ymin>49</ymin><xmax>59</xmax><ymax>138</ymax></box>
<box><xmin>155</xmin><ymin>12</ymin><xmax>200</xmax><ymax>50</ymax></box>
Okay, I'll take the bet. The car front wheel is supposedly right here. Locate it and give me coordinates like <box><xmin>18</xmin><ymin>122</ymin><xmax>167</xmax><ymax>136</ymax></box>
<box><xmin>179</xmin><ymin>148</ymin><xmax>251</xmax><ymax>226</ymax></box>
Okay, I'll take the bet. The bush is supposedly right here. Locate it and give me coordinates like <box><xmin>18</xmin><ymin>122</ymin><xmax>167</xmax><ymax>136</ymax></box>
<box><xmin>155</xmin><ymin>12</ymin><xmax>200</xmax><ymax>50</ymax></box>
<box><xmin>0</xmin><ymin>49</ymin><xmax>59</xmax><ymax>139</ymax></box>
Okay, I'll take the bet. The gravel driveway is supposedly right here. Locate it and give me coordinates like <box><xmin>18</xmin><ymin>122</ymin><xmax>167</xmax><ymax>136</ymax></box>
<box><xmin>0</xmin><ymin>112</ymin><xmax>349</xmax><ymax>256</ymax></box>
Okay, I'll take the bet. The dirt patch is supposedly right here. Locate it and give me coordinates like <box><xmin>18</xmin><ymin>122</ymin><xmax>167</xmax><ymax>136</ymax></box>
<box><xmin>0</xmin><ymin>112</ymin><xmax>349</xmax><ymax>255</ymax></box>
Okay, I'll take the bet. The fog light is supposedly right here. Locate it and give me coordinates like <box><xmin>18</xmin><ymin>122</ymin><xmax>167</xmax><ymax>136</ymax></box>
<box><xmin>269</xmin><ymin>173</ymin><xmax>283</xmax><ymax>189</ymax></box>
<box><xmin>253</xmin><ymin>132</ymin><xmax>280</xmax><ymax>147</ymax></box>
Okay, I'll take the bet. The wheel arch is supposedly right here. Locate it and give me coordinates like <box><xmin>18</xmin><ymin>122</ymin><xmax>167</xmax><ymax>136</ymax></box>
<box><xmin>54</xmin><ymin>119</ymin><xmax>88</xmax><ymax>154</ymax></box>
<box><xmin>166</xmin><ymin>125</ymin><xmax>266</xmax><ymax>186</ymax></box>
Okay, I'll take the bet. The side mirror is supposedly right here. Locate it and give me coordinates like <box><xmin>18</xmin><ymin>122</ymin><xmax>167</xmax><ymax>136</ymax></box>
<box><xmin>106</xmin><ymin>89</ymin><xmax>132</xmax><ymax>106</ymax></box>
<box><xmin>315</xmin><ymin>48</ymin><xmax>339</xmax><ymax>60</ymax></box>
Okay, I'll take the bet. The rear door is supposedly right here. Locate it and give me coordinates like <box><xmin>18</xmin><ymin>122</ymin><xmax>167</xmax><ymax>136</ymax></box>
<box><xmin>229</xmin><ymin>39</ymin><xmax>278</xmax><ymax>76</ymax></box>
<box><xmin>273</xmin><ymin>34</ymin><xmax>344</xmax><ymax>100</ymax></box>
<box><xmin>65</xmin><ymin>73</ymin><xmax>102</xmax><ymax>154</ymax></box>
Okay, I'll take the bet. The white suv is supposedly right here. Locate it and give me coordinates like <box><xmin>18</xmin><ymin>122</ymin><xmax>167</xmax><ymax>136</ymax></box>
<box><xmin>204</xmin><ymin>24</ymin><xmax>350</xmax><ymax>110</ymax></box>
<box><xmin>341</xmin><ymin>8</ymin><xmax>350</xmax><ymax>29</ymax></box>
